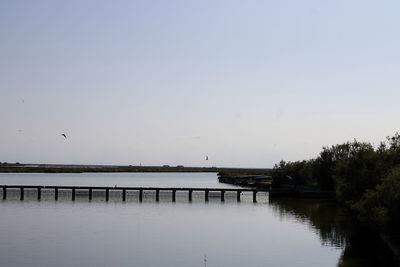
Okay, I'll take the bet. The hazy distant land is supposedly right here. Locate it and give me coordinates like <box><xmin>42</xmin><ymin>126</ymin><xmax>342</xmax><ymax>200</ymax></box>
<box><xmin>0</xmin><ymin>162</ymin><xmax>271</xmax><ymax>175</ymax></box>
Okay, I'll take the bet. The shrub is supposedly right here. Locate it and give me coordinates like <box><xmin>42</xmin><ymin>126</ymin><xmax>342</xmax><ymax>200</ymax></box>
<box><xmin>353</xmin><ymin>165</ymin><xmax>400</xmax><ymax>232</ymax></box>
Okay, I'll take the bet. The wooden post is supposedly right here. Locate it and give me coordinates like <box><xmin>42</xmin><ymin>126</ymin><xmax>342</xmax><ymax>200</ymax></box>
<box><xmin>253</xmin><ymin>191</ymin><xmax>257</xmax><ymax>203</ymax></box>
<box><xmin>122</xmin><ymin>189</ymin><xmax>126</xmax><ymax>202</ymax></box>
<box><xmin>37</xmin><ymin>187</ymin><xmax>41</xmax><ymax>200</ymax></box>
<box><xmin>72</xmin><ymin>188</ymin><xmax>76</xmax><ymax>201</ymax></box>
<box><xmin>105</xmin><ymin>188</ymin><xmax>109</xmax><ymax>201</ymax></box>
<box><xmin>205</xmin><ymin>190</ymin><xmax>209</xmax><ymax>202</ymax></box>
<box><xmin>20</xmin><ymin>187</ymin><xmax>24</xmax><ymax>200</ymax></box>
<box><xmin>2</xmin><ymin>186</ymin><xmax>6</xmax><ymax>200</ymax></box>
<box><xmin>89</xmin><ymin>189</ymin><xmax>92</xmax><ymax>201</ymax></box>
<box><xmin>55</xmin><ymin>187</ymin><xmax>58</xmax><ymax>200</ymax></box>
<box><xmin>172</xmin><ymin>189</ymin><xmax>176</xmax><ymax>202</ymax></box>
<box><xmin>156</xmin><ymin>189</ymin><xmax>159</xmax><ymax>202</ymax></box>
<box><xmin>139</xmin><ymin>189</ymin><xmax>143</xmax><ymax>202</ymax></box>
<box><xmin>221</xmin><ymin>190</ymin><xmax>225</xmax><ymax>202</ymax></box>
<box><xmin>237</xmin><ymin>190</ymin><xmax>241</xmax><ymax>202</ymax></box>
<box><xmin>188</xmin><ymin>190</ymin><xmax>193</xmax><ymax>202</ymax></box>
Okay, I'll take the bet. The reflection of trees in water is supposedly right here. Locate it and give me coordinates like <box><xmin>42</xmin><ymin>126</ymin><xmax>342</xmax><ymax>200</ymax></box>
<box><xmin>269</xmin><ymin>198</ymin><xmax>381</xmax><ymax>267</ymax></box>
<box><xmin>269</xmin><ymin>198</ymin><xmax>350</xmax><ymax>248</ymax></box>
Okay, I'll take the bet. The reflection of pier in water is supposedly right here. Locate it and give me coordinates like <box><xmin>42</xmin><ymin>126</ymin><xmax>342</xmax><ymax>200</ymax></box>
<box><xmin>1</xmin><ymin>185</ymin><xmax>269</xmax><ymax>203</ymax></box>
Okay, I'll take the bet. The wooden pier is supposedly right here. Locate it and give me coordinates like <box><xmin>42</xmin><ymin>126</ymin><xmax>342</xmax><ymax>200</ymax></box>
<box><xmin>0</xmin><ymin>185</ymin><xmax>269</xmax><ymax>203</ymax></box>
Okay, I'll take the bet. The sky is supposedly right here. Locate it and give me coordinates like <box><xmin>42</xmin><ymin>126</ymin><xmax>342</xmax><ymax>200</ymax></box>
<box><xmin>1</xmin><ymin>0</ymin><xmax>400</xmax><ymax>168</ymax></box>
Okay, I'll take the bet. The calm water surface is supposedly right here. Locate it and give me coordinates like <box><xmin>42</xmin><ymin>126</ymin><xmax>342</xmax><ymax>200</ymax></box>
<box><xmin>0</xmin><ymin>172</ymin><xmax>235</xmax><ymax>188</ymax></box>
<box><xmin>0</xmin><ymin>173</ymin><xmax>379</xmax><ymax>267</ymax></box>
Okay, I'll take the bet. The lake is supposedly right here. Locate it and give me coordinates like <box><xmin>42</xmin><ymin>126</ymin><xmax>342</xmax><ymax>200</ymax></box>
<box><xmin>0</xmin><ymin>172</ymin><xmax>380</xmax><ymax>267</ymax></box>
<box><xmin>0</xmin><ymin>172</ymin><xmax>237</xmax><ymax>188</ymax></box>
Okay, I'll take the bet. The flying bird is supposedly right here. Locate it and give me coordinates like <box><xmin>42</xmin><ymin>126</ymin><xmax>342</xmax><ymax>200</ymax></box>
<box><xmin>61</xmin><ymin>134</ymin><xmax>67</xmax><ymax>139</ymax></box>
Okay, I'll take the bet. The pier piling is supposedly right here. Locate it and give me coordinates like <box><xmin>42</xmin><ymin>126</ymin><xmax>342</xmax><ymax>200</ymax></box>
<box><xmin>139</xmin><ymin>189</ymin><xmax>143</xmax><ymax>202</ymax></box>
<box><xmin>122</xmin><ymin>189</ymin><xmax>126</xmax><ymax>202</ymax></box>
<box><xmin>89</xmin><ymin>189</ymin><xmax>92</xmax><ymax>201</ymax></box>
<box><xmin>3</xmin><ymin>186</ymin><xmax>6</xmax><ymax>200</ymax></box>
<box><xmin>105</xmin><ymin>189</ymin><xmax>109</xmax><ymax>201</ymax></box>
<box><xmin>172</xmin><ymin>189</ymin><xmax>176</xmax><ymax>202</ymax></box>
<box><xmin>72</xmin><ymin>188</ymin><xmax>75</xmax><ymax>201</ymax></box>
<box><xmin>253</xmin><ymin>191</ymin><xmax>257</xmax><ymax>203</ymax></box>
<box><xmin>20</xmin><ymin>187</ymin><xmax>24</xmax><ymax>200</ymax></box>
<box><xmin>37</xmin><ymin>187</ymin><xmax>41</xmax><ymax>200</ymax></box>
<box><xmin>188</xmin><ymin>190</ymin><xmax>193</xmax><ymax>202</ymax></box>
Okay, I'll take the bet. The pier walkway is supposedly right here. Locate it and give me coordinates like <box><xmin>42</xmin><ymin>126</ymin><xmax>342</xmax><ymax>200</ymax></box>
<box><xmin>1</xmin><ymin>185</ymin><xmax>270</xmax><ymax>203</ymax></box>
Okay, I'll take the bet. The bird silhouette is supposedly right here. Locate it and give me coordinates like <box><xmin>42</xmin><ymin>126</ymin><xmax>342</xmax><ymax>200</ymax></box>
<box><xmin>61</xmin><ymin>134</ymin><xmax>67</xmax><ymax>139</ymax></box>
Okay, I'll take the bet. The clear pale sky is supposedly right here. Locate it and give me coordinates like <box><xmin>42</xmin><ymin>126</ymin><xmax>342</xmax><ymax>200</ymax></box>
<box><xmin>1</xmin><ymin>0</ymin><xmax>399</xmax><ymax>167</ymax></box>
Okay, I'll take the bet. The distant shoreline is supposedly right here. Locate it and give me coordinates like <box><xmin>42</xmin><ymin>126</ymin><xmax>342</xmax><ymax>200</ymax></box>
<box><xmin>0</xmin><ymin>163</ymin><xmax>271</xmax><ymax>174</ymax></box>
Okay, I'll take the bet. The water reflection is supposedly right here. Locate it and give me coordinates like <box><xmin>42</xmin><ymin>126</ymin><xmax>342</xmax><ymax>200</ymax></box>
<box><xmin>269</xmin><ymin>198</ymin><xmax>381</xmax><ymax>267</ymax></box>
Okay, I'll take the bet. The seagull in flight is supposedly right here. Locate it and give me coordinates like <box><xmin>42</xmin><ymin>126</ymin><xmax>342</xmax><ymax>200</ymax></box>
<box><xmin>61</xmin><ymin>134</ymin><xmax>67</xmax><ymax>139</ymax></box>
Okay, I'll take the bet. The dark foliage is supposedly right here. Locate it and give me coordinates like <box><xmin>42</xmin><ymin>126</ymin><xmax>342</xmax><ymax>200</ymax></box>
<box><xmin>272</xmin><ymin>133</ymin><xmax>400</xmax><ymax>233</ymax></box>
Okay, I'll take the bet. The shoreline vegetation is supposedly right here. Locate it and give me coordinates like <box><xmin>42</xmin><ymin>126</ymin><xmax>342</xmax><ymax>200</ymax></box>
<box><xmin>271</xmin><ymin>133</ymin><xmax>400</xmax><ymax>266</ymax></box>
<box><xmin>269</xmin><ymin>134</ymin><xmax>400</xmax><ymax>231</ymax></box>
<box><xmin>219</xmin><ymin>133</ymin><xmax>400</xmax><ymax>232</ymax></box>
<box><xmin>219</xmin><ymin>133</ymin><xmax>400</xmax><ymax>266</ymax></box>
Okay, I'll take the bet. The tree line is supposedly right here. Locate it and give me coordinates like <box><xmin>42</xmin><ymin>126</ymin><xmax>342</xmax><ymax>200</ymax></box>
<box><xmin>272</xmin><ymin>133</ymin><xmax>400</xmax><ymax>233</ymax></box>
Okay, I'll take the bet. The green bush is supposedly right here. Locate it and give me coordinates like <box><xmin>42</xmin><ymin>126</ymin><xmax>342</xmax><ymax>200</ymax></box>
<box><xmin>272</xmin><ymin>133</ymin><xmax>400</xmax><ymax>233</ymax></box>
<box><xmin>353</xmin><ymin>166</ymin><xmax>400</xmax><ymax>231</ymax></box>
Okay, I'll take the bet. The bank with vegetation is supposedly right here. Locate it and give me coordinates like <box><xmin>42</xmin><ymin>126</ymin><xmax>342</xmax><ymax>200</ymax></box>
<box><xmin>218</xmin><ymin>133</ymin><xmax>400</xmax><ymax>266</ymax></box>
<box><xmin>272</xmin><ymin>133</ymin><xmax>400</xmax><ymax>266</ymax></box>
